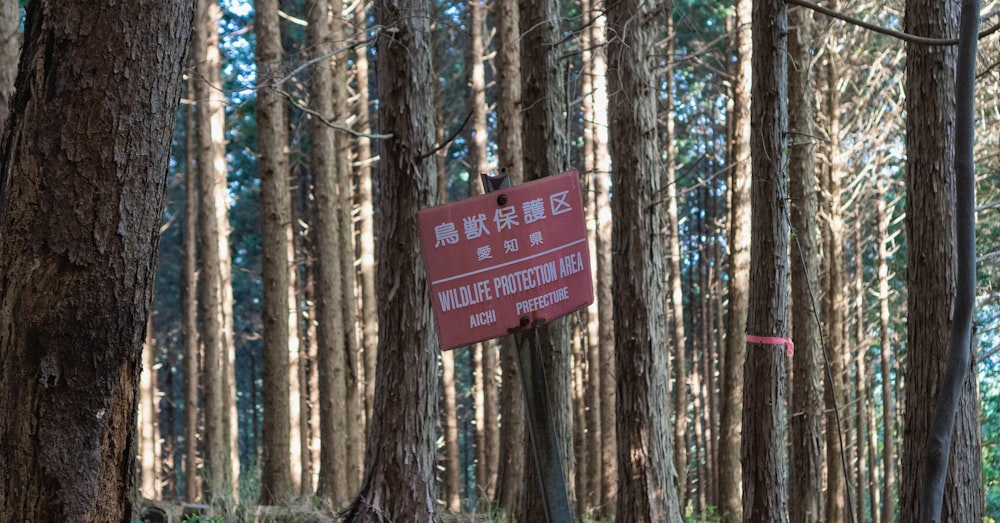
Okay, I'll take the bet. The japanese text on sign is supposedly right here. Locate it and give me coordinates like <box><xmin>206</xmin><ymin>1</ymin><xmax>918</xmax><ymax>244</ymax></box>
<box><xmin>417</xmin><ymin>172</ymin><xmax>594</xmax><ymax>350</ymax></box>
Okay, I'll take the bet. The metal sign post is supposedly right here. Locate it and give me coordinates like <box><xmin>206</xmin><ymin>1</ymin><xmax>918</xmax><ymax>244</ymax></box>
<box><xmin>482</xmin><ymin>170</ymin><xmax>572</xmax><ymax>523</ymax></box>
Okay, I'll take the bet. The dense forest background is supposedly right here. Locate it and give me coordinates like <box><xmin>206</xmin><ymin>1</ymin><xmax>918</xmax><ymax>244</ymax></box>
<box><xmin>79</xmin><ymin>0</ymin><xmax>1000</xmax><ymax>519</ymax></box>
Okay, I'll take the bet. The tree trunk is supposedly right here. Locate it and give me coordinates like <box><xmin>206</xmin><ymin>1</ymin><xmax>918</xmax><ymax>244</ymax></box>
<box><xmin>821</xmin><ymin>46</ymin><xmax>847</xmax><ymax>523</ymax></box>
<box><xmin>493</xmin><ymin>0</ymin><xmax>526</xmax><ymax>513</ymax></box>
<box><xmin>518</xmin><ymin>0</ymin><xmax>575</xmax><ymax>514</ymax></box>
<box><xmin>161</xmin><ymin>325</ymin><xmax>178</xmax><ymax>499</ymax></box>
<box><xmin>663</xmin><ymin>11</ymin><xmax>688</xmax><ymax>504</ymax></box>
<box><xmin>294</xmin><ymin>168</ymin><xmax>322</xmax><ymax>495</ymax></box>
<box><xmin>0</xmin><ymin>1</ymin><xmax>18</xmax><ymax>129</ymax></box>
<box><xmin>787</xmin><ymin>6</ymin><xmax>823</xmax><ymax>523</ymax></box>
<box><xmin>0</xmin><ymin>1</ymin><xmax>193</xmax><ymax>520</ymax></box>
<box><xmin>256</xmin><ymin>0</ymin><xmax>293</xmax><ymax>504</ymax></box>
<box><xmin>607</xmin><ymin>0</ymin><xmax>682</xmax><ymax>519</ymax></box>
<box><xmin>718</xmin><ymin>0</ymin><xmax>751</xmax><ymax>519</ymax></box>
<box><xmin>141</xmin><ymin>315</ymin><xmax>160</xmax><ymax>499</ymax></box>
<box><xmin>466</xmin><ymin>0</ymin><xmax>498</xmax><ymax>499</ymax></box>
<box><xmin>442</xmin><ymin>350</ymin><xmax>462</xmax><ymax>512</ymax></box>
<box><xmin>308</xmin><ymin>0</ymin><xmax>349</xmax><ymax>507</ymax></box>
<box><xmin>572</xmin><ymin>320</ymin><xmax>588</xmax><ymax>515</ymax></box>
<box><xmin>579</xmin><ymin>0</ymin><xmax>601</xmax><ymax>512</ymax></box>
<box><xmin>741</xmin><ymin>0</ymin><xmax>788</xmax><ymax>520</ymax></box>
<box><xmin>183</xmin><ymin>71</ymin><xmax>202</xmax><ymax>502</ymax></box>
<box><xmin>852</xmin><ymin>224</ymin><xmax>868</xmax><ymax>523</ymax></box>
<box><xmin>343</xmin><ymin>0</ymin><xmax>439</xmax><ymax>515</ymax></box>
<box><xmin>329</xmin><ymin>0</ymin><xmax>364</xmax><ymax>494</ymax></box>
<box><xmin>287</xmin><ymin>183</ymin><xmax>302</xmax><ymax>495</ymax></box>
<box><xmin>353</xmin><ymin>0</ymin><xmax>379</xmax><ymax>434</ymax></box>
<box><xmin>901</xmin><ymin>0</ymin><xmax>983</xmax><ymax>519</ymax></box>
<box><xmin>875</xmin><ymin>174</ymin><xmax>895</xmax><ymax>523</ymax></box>
<box><xmin>589</xmin><ymin>4</ymin><xmax>616</xmax><ymax>516</ymax></box>
<box><xmin>194</xmin><ymin>0</ymin><xmax>236</xmax><ymax>503</ymax></box>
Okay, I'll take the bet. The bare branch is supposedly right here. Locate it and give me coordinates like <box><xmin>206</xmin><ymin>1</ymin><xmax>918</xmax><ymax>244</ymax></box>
<box><xmin>787</xmin><ymin>0</ymin><xmax>1000</xmax><ymax>46</ymax></box>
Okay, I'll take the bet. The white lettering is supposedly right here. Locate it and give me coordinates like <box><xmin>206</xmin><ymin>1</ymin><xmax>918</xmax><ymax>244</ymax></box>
<box><xmin>470</xmin><ymin>309</ymin><xmax>498</xmax><ymax>328</ymax></box>
<box><xmin>559</xmin><ymin>250</ymin><xmax>584</xmax><ymax>277</ymax></box>
<box><xmin>437</xmin><ymin>279</ymin><xmax>493</xmax><ymax>312</ymax></box>
<box><xmin>492</xmin><ymin>261</ymin><xmax>558</xmax><ymax>298</ymax></box>
<box><xmin>515</xmin><ymin>286</ymin><xmax>570</xmax><ymax>315</ymax></box>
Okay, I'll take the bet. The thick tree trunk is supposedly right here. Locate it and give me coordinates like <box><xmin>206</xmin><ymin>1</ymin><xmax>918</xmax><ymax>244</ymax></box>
<box><xmin>493</xmin><ymin>0</ymin><xmax>526</xmax><ymax>513</ymax></box>
<box><xmin>741</xmin><ymin>0</ymin><xmax>788</xmax><ymax>520</ymax></box>
<box><xmin>787</xmin><ymin>6</ymin><xmax>823</xmax><ymax>523</ymax></box>
<box><xmin>256</xmin><ymin>0</ymin><xmax>293</xmax><ymax>504</ymax></box>
<box><xmin>194</xmin><ymin>0</ymin><xmax>236</xmax><ymax>503</ymax></box>
<box><xmin>308</xmin><ymin>0</ymin><xmax>349</xmax><ymax>507</ymax></box>
<box><xmin>607</xmin><ymin>0</ymin><xmax>682</xmax><ymax>520</ymax></box>
<box><xmin>518</xmin><ymin>0</ymin><xmax>575</xmax><ymax>514</ymax></box>
<box><xmin>0</xmin><ymin>1</ymin><xmax>193</xmax><ymax>520</ymax></box>
<box><xmin>901</xmin><ymin>0</ymin><xmax>983</xmax><ymax>519</ymax></box>
<box><xmin>718</xmin><ymin>0</ymin><xmax>751</xmax><ymax>520</ymax></box>
<box><xmin>344</xmin><ymin>0</ymin><xmax>439</xmax><ymax>516</ymax></box>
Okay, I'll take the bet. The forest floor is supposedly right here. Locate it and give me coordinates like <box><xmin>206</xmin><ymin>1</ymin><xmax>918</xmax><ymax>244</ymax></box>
<box><xmin>135</xmin><ymin>499</ymin><xmax>497</xmax><ymax>523</ymax></box>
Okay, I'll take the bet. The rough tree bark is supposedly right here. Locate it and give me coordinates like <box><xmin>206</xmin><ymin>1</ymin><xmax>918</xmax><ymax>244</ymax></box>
<box><xmin>308</xmin><ymin>0</ymin><xmax>349</xmax><ymax>507</ymax></box>
<box><xmin>875</xmin><ymin>174</ymin><xmax>895</xmax><ymax>523</ymax></box>
<box><xmin>140</xmin><ymin>317</ymin><xmax>160</xmax><ymax>499</ymax></box>
<box><xmin>0</xmin><ymin>1</ymin><xmax>194</xmax><ymax>520</ymax></box>
<box><xmin>607</xmin><ymin>0</ymin><xmax>683</xmax><ymax>519</ymax></box>
<box><xmin>662</xmin><ymin>11</ymin><xmax>688</xmax><ymax>505</ymax></box>
<box><xmin>194</xmin><ymin>0</ymin><xmax>236</xmax><ymax>502</ymax></box>
<box><xmin>902</xmin><ymin>0</ymin><xmax>984</xmax><ymax>519</ymax></box>
<box><xmin>442</xmin><ymin>348</ymin><xmax>462</xmax><ymax>512</ymax></box>
<box><xmin>493</xmin><ymin>0</ymin><xmax>526</xmax><ymax>512</ymax></box>
<box><xmin>787</xmin><ymin>6</ymin><xmax>823</xmax><ymax>523</ymax></box>
<box><xmin>718</xmin><ymin>0</ymin><xmax>751</xmax><ymax>519</ymax></box>
<box><xmin>579</xmin><ymin>0</ymin><xmax>601</xmax><ymax>511</ymax></box>
<box><xmin>256</xmin><ymin>0</ymin><xmax>293</xmax><ymax>504</ymax></box>
<box><xmin>329</xmin><ymin>0</ymin><xmax>363</xmax><ymax>493</ymax></box>
<box><xmin>343</xmin><ymin>0</ymin><xmax>440</xmax><ymax>515</ymax></box>
<box><xmin>822</xmin><ymin>48</ymin><xmax>846</xmax><ymax>523</ymax></box>
<box><xmin>466</xmin><ymin>0</ymin><xmax>499</xmax><ymax>499</ymax></box>
<box><xmin>0</xmin><ymin>1</ymin><xmax>18</xmax><ymax>129</ymax></box>
<box><xmin>741</xmin><ymin>0</ymin><xmax>788</xmax><ymax>519</ymax></box>
<box><xmin>353</xmin><ymin>0</ymin><xmax>379</xmax><ymax>433</ymax></box>
<box><xmin>518</xmin><ymin>0</ymin><xmax>576</xmax><ymax>513</ymax></box>
<box><xmin>183</xmin><ymin>72</ymin><xmax>202</xmax><ymax>502</ymax></box>
<box><xmin>589</xmin><ymin>3</ymin><xmax>616</xmax><ymax>516</ymax></box>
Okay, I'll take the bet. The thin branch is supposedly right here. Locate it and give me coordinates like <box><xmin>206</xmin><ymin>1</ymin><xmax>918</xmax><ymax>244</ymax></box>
<box><xmin>787</xmin><ymin>0</ymin><xmax>1000</xmax><ymax>46</ymax></box>
<box><xmin>417</xmin><ymin>110</ymin><xmax>474</xmax><ymax>161</ymax></box>
<box><xmin>276</xmin><ymin>88</ymin><xmax>392</xmax><ymax>139</ymax></box>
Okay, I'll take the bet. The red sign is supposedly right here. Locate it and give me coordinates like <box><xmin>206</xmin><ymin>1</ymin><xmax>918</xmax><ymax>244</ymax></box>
<box><xmin>417</xmin><ymin>171</ymin><xmax>594</xmax><ymax>350</ymax></box>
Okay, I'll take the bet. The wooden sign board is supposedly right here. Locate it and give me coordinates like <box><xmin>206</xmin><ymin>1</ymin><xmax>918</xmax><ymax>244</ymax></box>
<box><xmin>417</xmin><ymin>172</ymin><xmax>594</xmax><ymax>350</ymax></box>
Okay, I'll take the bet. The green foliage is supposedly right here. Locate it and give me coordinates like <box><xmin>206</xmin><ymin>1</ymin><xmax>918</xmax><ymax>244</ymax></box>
<box><xmin>183</xmin><ymin>516</ymin><xmax>224</xmax><ymax>523</ymax></box>
<box><xmin>683</xmin><ymin>504</ymin><xmax>720</xmax><ymax>523</ymax></box>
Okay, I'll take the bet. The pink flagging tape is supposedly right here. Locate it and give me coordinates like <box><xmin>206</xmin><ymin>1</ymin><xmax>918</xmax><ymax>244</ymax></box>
<box><xmin>746</xmin><ymin>334</ymin><xmax>794</xmax><ymax>357</ymax></box>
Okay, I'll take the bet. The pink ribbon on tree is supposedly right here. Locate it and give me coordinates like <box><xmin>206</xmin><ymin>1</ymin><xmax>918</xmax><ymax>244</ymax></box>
<box><xmin>746</xmin><ymin>334</ymin><xmax>794</xmax><ymax>357</ymax></box>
